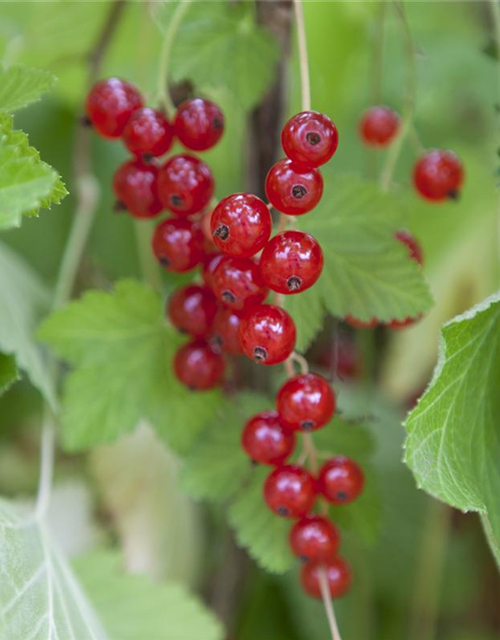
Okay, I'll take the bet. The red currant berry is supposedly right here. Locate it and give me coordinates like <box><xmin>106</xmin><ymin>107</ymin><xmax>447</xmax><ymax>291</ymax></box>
<box><xmin>208</xmin><ymin>307</ymin><xmax>244</xmax><ymax>354</ymax></box>
<box><xmin>113</xmin><ymin>159</ymin><xmax>162</xmax><ymax>218</ymax></box>
<box><xmin>167</xmin><ymin>285</ymin><xmax>217</xmax><ymax>337</ymax></box>
<box><xmin>266</xmin><ymin>159</ymin><xmax>323</xmax><ymax>215</ymax></box>
<box><xmin>289</xmin><ymin>515</ymin><xmax>340</xmax><ymax>563</ymax></box>
<box><xmin>359</xmin><ymin>105</ymin><xmax>400</xmax><ymax>147</ymax></box>
<box><xmin>282</xmin><ymin>111</ymin><xmax>339</xmax><ymax>168</ymax></box>
<box><xmin>413</xmin><ymin>149</ymin><xmax>464</xmax><ymax>201</ymax></box>
<box><xmin>152</xmin><ymin>218</ymin><xmax>204</xmax><ymax>272</ymax></box>
<box><xmin>211</xmin><ymin>194</ymin><xmax>272</xmax><ymax>258</ymax></box>
<box><xmin>277</xmin><ymin>373</ymin><xmax>335</xmax><ymax>432</ymax></box>
<box><xmin>240</xmin><ymin>305</ymin><xmax>296</xmax><ymax>365</ymax></box>
<box><xmin>263</xmin><ymin>464</ymin><xmax>316</xmax><ymax>518</ymax></box>
<box><xmin>345</xmin><ymin>315</ymin><xmax>378</xmax><ymax>329</ymax></box>
<box><xmin>395</xmin><ymin>229</ymin><xmax>423</xmax><ymax>265</ymax></box>
<box><xmin>174</xmin><ymin>98</ymin><xmax>224</xmax><ymax>151</ymax></box>
<box><xmin>202</xmin><ymin>252</ymin><xmax>224</xmax><ymax>290</ymax></box>
<box><xmin>174</xmin><ymin>339</ymin><xmax>225</xmax><ymax>391</ymax></box>
<box><xmin>85</xmin><ymin>78</ymin><xmax>143</xmax><ymax>138</ymax></box>
<box><xmin>158</xmin><ymin>154</ymin><xmax>214</xmax><ymax>216</ymax></box>
<box><xmin>242</xmin><ymin>411</ymin><xmax>295</xmax><ymax>465</ymax></box>
<box><xmin>122</xmin><ymin>107</ymin><xmax>173</xmax><ymax>158</ymax></box>
<box><xmin>318</xmin><ymin>456</ymin><xmax>364</xmax><ymax>505</ymax></box>
<box><xmin>212</xmin><ymin>256</ymin><xmax>268</xmax><ymax>311</ymax></box>
<box><xmin>259</xmin><ymin>231</ymin><xmax>323</xmax><ymax>294</ymax></box>
<box><xmin>301</xmin><ymin>557</ymin><xmax>351</xmax><ymax>599</ymax></box>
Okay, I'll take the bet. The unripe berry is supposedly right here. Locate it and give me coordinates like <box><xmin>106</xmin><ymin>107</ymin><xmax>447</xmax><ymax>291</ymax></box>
<box><xmin>174</xmin><ymin>98</ymin><xmax>224</xmax><ymax>151</ymax></box>
<box><xmin>158</xmin><ymin>154</ymin><xmax>214</xmax><ymax>216</ymax></box>
<box><xmin>86</xmin><ymin>78</ymin><xmax>142</xmax><ymax>138</ymax></box>
<box><xmin>239</xmin><ymin>304</ymin><xmax>296</xmax><ymax>365</ymax></box>
<box><xmin>276</xmin><ymin>373</ymin><xmax>335</xmax><ymax>431</ymax></box>
<box><xmin>266</xmin><ymin>159</ymin><xmax>323</xmax><ymax>215</ymax></box>
<box><xmin>123</xmin><ymin>107</ymin><xmax>174</xmax><ymax>158</ymax></box>
<box><xmin>282</xmin><ymin>111</ymin><xmax>339</xmax><ymax>167</ymax></box>
<box><xmin>242</xmin><ymin>411</ymin><xmax>295</xmax><ymax>465</ymax></box>
<box><xmin>113</xmin><ymin>159</ymin><xmax>162</xmax><ymax>219</ymax></box>
<box><xmin>301</xmin><ymin>557</ymin><xmax>351</xmax><ymax>599</ymax></box>
<box><xmin>359</xmin><ymin>106</ymin><xmax>400</xmax><ymax>147</ymax></box>
<box><xmin>263</xmin><ymin>464</ymin><xmax>316</xmax><ymax>518</ymax></box>
<box><xmin>317</xmin><ymin>456</ymin><xmax>364</xmax><ymax>505</ymax></box>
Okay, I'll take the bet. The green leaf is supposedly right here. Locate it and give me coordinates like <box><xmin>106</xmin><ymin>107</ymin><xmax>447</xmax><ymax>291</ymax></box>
<box><xmin>285</xmin><ymin>174</ymin><xmax>434</xmax><ymax>350</ymax></box>
<box><xmin>0</xmin><ymin>353</ymin><xmax>18</xmax><ymax>396</ymax></box>
<box><xmin>0</xmin><ymin>499</ymin><xmax>109</xmax><ymax>640</ymax></box>
<box><xmin>74</xmin><ymin>550</ymin><xmax>224</xmax><ymax>640</ymax></box>
<box><xmin>228</xmin><ymin>466</ymin><xmax>294</xmax><ymax>574</ymax></box>
<box><xmin>181</xmin><ymin>392</ymin><xmax>270</xmax><ymax>502</ymax></box>
<box><xmin>0</xmin><ymin>113</ymin><xmax>67</xmax><ymax>229</ymax></box>
<box><xmin>0</xmin><ymin>65</ymin><xmax>56</xmax><ymax>112</ymax></box>
<box><xmin>0</xmin><ymin>242</ymin><xmax>55</xmax><ymax>406</ymax></box>
<box><xmin>404</xmin><ymin>293</ymin><xmax>500</xmax><ymax>566</ymax></box>
<box><xmin>154</xmin><ymin>1</ymin><xmax>279</xmax><ymax>109</ymax></box>
<box><xmin>39</xmin><ymin>280</ymin><xmax>222</xmax><ymax>453</ymax></box>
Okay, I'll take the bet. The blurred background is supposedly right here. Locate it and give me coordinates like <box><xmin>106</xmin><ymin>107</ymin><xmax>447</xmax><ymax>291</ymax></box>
<box><xmin>0</xmin><ymin>2</ymin><xmax>499</xmax><ymax>639</ymax></box>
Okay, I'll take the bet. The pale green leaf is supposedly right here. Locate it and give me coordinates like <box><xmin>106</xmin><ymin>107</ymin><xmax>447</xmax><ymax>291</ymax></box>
<box><xmin>0</xmin><ymin>65</ymin><xmax>56</xmax><ymax>112</ymax></box>
<box><xmin>228</xmin><ymin>466</ymin><xmax>294</xmax><ymax>574</ymax></box>
<box><xmin>0</xmin><ymin>499</ymin><xmax>109</xmax><ymax>640</ymax></box>
<box><xmin>0</xmin><ymin>242</ymin><xmax>55</xmax><ymax>406</ymax></box>
<box><xmin>181</xmin><ymin>392</ymin><xmax>270</xmax><ymax>502</ymax></box>
<box><xmin>0</xmin><ymin>113</ymin><xmax>67</xmax><ymax>229</ymax></box>
<box><xmin>74</xmin><ymin>551</ymin><xmax>224</xmax><ymax>640</ymax></box>
<box><xmin>39</xmin><ymin>280</ymin><xmax>222</xmax><ymax>453</ymax></box>
<box><xmin>404</xmin><ymin>293</ymin><xmax>500</xmax><ymax>566</ymax></box>
<box><xmin>0</xmin><ymin>353</ymin><xmax>18</xmax><ymax>396</ymax></box>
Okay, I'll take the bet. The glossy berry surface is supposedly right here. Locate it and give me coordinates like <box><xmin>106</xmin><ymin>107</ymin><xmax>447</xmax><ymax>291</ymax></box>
<box><xmin>158</xmin><ymin>154</ymin><xmax>214</xmax><ymax>216</ymax></box>
<box><xmin>301</xmin><ymin>557</ymin><xmax>351</xmax><ymax>599</ymax></box>
<box><xmin>202</xmin><ymin>252</ymin><xmax>224</xmax><ymax>290</ymax></box>
<box><xmin>239</xmin><ymin>304</ymin><xmax>296</xmax><ymax>365</ymax></box>
<box><xmin>395</xmin><ymin>229</ymin><xmax>423</xmax><ymax>265</ymax></box>
<box><xmin>167</xmin><ymin>285</ymin><xmax>217</xmax><ymax>337</ymax></box>
<box><xmin>318</xmin><ymin>456</ymin><xmax>364</xmax><ymax>505</ymax></box>
<box><xmin>86</xmin><ymin>78</ymin><xmax>142</xmax><ymax>138</ymax></box>
<box><xmin>359</xmin><ymin>105</ymin><xmax>400</xmax><ymax>147</ymax></box>
<box><xmin>113</xmin><ymin>159</ymin><xmax>162</xmax><ymax>218</ymax></box>
<box><xmin>123</xmin><ymin>107</ymin><xmax>173</xmax><ymax>158</ymax></box>
<box><xmin>212</xmin><ymin>256</ymin><xmax>268</xmax><ymax>311</ymax></box>
<box><xmin>174</xmin><ymin>339</ymin><xmax>225</xmax><ymax>391</ymax></box>
<box><xmin>345</xmin><ymin>315</ymin><xmax>378</xmax><ymax>329</ymax></box>
<box><xmin>281</xmin><ymin>111</ymin><xmax>339</xmax><ymax>168</ymax></box>
<box><xmin>174</xmin><ymin>98</ymin><xmax>224</xmax><ymax>151</ymax></box>
<box><xmin>209</xmin><ymin>307</ymin><xmax>244</xmax><ymax>354</ymax></box>
<box><xmin>242</xmin><ymin>411</ymin><xmax>295</xmax><ymax>465</ymax></box>
<box><xmin>277</xmin><ymin>373</ymin><xmax>335</xmax><ymax>432</ymax></box>
<box><xmin>211</xmin><ymin>193</ymin><xmax>272</xmax><ymax>258</ymax></box>
<box><xmin>289</xmin><ymin>515</ymin><xmax>340</xmax><ymax>563</ymax></box>
<box><xmin>413</xmin><ymin>150</ymin><xmax>464</xmax><ymax>201</ymax></box>
<box><xmin>152</xmin><ymin>218</ymin><xmax>204</xmax><ymax>272</ymax></box>
<box><xmin>266</xmin><ymin>159</ymin><xmax>323</xmax><ymax>215</ymax></box>
<box><xmin>263</xmin><ymin>464</ymin><xmax>316</xmax><ymax>518</ymax></box>
<box><xmin>259</xmin><ymin>231</ymin><xmax>323</xmax><ymax>294</ymax></box>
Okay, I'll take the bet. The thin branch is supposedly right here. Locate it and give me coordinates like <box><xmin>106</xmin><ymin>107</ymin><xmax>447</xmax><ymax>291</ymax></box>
<box><xmin>293</xmin><ymin>0</ymin><xmax>311</xmax><ymax>112</ymax></box>
<box><xmin>318</xmin><ymin>568</ymin><xmax>343</xmax><ymax>640</ymax></box>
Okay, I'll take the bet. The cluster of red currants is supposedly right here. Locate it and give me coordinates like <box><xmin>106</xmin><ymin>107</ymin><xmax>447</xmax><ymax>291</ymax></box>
<box><xmin>242</xmin><ymin>372</ymin><xmax>364</xmax><ymax>599</ymax></box>
<box><xmin>359</xmin><ymin>105</ymin><xmax>465</xmax><ymax>201</ymax></box>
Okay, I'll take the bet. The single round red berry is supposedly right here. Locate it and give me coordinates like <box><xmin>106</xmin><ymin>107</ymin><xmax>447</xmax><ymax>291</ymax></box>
<box><xmin>212</xmin><ymin>256</ymin><xmax>269</xmax><ymax>311</ymax></box>
<box><xmin>174</xmin><ymin>98</ymin><xmax>224</xmax><ymax>151</ymax></box>
<box><xmin>345</xmin><ymin>315</ymin><xmax>378</xmax><ymax>329</ymax></box>
<box><xmin>122</xmin><ymin>107</ymin><xmax>173</xmax><ymax>158</ymax></box>
<box><xmin>318</xmin><ymin>456</ymin><xmax>364</xmax><ymax>505</ymax></box>
<box><xmin>208</xmin><ymin>307</ymin><xmax>244</xmax><ymax>354</ymax></box>
<box><xmin>211</xmin><ymin>193</ymin><xmax>272</xmax><ymax>258</ymax></box>
<box><xmin>167</xmin><ymin>285</ymin><xmax>217</xmax><ymax>337</ymax></box>
<box><xmin>174</xmin><ymin>339</ymin><xmax>225</xmax><ymax>391</ymax></box>
<box><xmin>259</xmin><ymin>231</ymin><xmax>323</xmax><ymax>294</ymax></box>
<box><xmin>413</xmin><ymin>150</ymin><xmax>464</xmax><ymax>201</ymax></box>
<box><xmin>395</xmin><ymin>229</ymin><xmax>423</xmax><ymax>265</ymax></box>
<box><xmin>152</xmin><ymin>218</ymin><xmax>204</xmax><ymax>272</ymax></box>
<box><xmin>359</xmin><ymin>105</ymin><xmax>400</xmax><ymax>147</ymax></box>
<box><xmin>85</xmin><ymin>78</ymin><xmax>143</xmax><ymax>138</ymax></box>
<box><xmin>281</xmin><ymin>111</ymin><xmax>339</xmax><ymax>168</ymax></box>
<box><xmin>266</xmin><ymin>159</ymin><xmax>323</xmax><ymax>215</ymax></box>
<box><xmin>158</xmin><ymin>154</ymin><xmax>214</xmax><ymax>216</ymax></box>
<box><xmin>289</xmin><ymin>515</ymin><xmax>340</xmax><ymax>563</ymax></box>
<box><xmin>242</xmin><ymin>411</ymin><xmax>295</xmax><ymax>465</ymax></box>
<box><xmin>263</xmin><ymin>464</ymin><xmax>316</xmax><ymax>518</ymax></box>
<box><xmin>202</xmin><ymin>252</ymin><xmax>224</xmax><ymax>290</ymax></box>
<box><xmin>113</xmin><ymin>159</ymin><xmax>162</xmax><ymax>218</ymax></box>
<box><xmin>239</xmin><ymin>304</ymin><xmax>296</xmax><ymax>366</ymax></box>
<box><xmin>277</xmin><ymin>373</ymin><xmax>335</xmax><ymax>432</ymax></box>
<box><xmin>301</xmin><ymin>557</ymin><xmax>351</xmax><ymax>599</ymax></box>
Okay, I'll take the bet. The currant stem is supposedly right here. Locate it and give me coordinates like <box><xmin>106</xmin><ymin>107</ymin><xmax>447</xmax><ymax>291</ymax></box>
<box><xmin>318</xmin><ymin>567</ymin><xmax>343</xmax><ymax>640</ymax></box>
<box><xmin>157</xmin><ymin>0</ymin><xmax>192</xmax><ymax>114</ymax></box>
<box><xmin>293</xmin><ymin>0</ymin><xmax>312</xmax><ymax>112</ymax></box>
